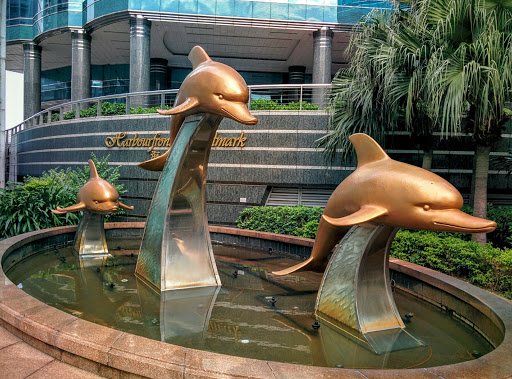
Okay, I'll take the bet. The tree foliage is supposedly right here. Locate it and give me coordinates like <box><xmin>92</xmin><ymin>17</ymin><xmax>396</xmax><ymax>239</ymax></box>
<box><xmin>320</xmin><ymin>0</ymin><xmax>512</xmax><ymax>163</ymax></box>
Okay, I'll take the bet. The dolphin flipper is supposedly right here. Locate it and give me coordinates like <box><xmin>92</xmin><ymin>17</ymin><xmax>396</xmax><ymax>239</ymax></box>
<box><xmin>51</xmin><ymin>202</ymin><xmax>86</xmax><ymax>214</ymax></box>
<box><xmin>322</xmin><ymin>205</ymin><xmax>388</xmax><ymax>227</ymax></box>
<box><xmin>272</xmin><ymin>257</ymin><xmax>326</xmax><ymax>276</ymax></box>
<box><xmin>119</xmin><ymin>201</ymin><xmax>134</xmax><ymax>210</ymax></box>
<box><xmin>137</xmin><ymin>149</ymin><xmax>170</xmax><ymax>172</ymax></box>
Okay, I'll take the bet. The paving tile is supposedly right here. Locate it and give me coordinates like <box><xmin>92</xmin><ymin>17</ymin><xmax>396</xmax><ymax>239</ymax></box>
<box><xmin>0</xmin><ymin>342</ymin><xmax>54</xmax><ymax>379</ymax></box>
<box><xmin>0</xmin><ymin>324</ymin><xmax>20</xmax><ymax>349</ymax></box>
<box><xmin>27</xmin><ymin>359</ymin><xmax>103</xmax><ymax>379</ymax></box>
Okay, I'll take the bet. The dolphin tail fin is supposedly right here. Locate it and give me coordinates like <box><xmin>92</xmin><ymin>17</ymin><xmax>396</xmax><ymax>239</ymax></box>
<box><xmin>137</xmin><ymin>149</ymin><xmax>170</xmax><ymax>172</ymax></box>
<box><xmin>272</xmin><ymin>257</ymin><xmax>326</xmax><ymax>276</ymax></box>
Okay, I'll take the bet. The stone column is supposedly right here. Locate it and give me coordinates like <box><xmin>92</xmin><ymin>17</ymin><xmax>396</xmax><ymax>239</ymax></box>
<box><xmin>312</xmin><ymin>27</ymin><xmax>333</xmax><ymax>108</ymax></box>
<box><xmin>287</xmin><ymin>65</ymin><xmax>305</xmax><ymax>103</ymax></box>
<box><xmin>71</xmin><ymin>29</ymin><xmax>91</xmax><ymax>105</ymax></box>
<box><xmin>23</xmin><ymin>42</ymin><xmax>42</xmax><ymax>119</ymax></box>
<box><xmin>150</xmin><ymin>58</ymin><xmax>168</xmax><ymax>107</ymax></box>
<box><xmin>129</xmin><ymin>16</ymin><xmax>151</xmax><ymax>108</ymax></box>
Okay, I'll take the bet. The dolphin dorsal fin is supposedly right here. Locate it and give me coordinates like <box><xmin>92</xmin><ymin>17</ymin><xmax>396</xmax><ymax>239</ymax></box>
<box><xmin>188</xmin><ymin>46</ymin><xmax>212</xmax><ymax>70</ymax></box>
<box><xmin>349</xmin><ymin>133</ymin><xmax>389</xmax><ymax>167</ymax></box>
<box><xmin>88</xmin><ymin>159</ymin><xmax>99</xmax><ymax>179</ymax></box>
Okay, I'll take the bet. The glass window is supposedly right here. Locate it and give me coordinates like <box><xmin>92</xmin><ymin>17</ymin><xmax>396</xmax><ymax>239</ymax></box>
<box><xmin>270</xmin><ymin>2</ymin><xmax>288</xmax><ymax>20</ymax></box>
<box><xmin>252</xmin><ymin>1</ymin><xmax>270</xmax><ymax>19</ymax></box>
<box><xmin>161</xmin><ymin>0</ymin><xmax>179</xmax><ymax>13</ymax></box>
<box><xmin>10</xmin><ymin>0</ymin><xmax>20</xmax><ymax>20</ymax></box>
<box><xmin>306</xmin><ymin>4</ymin><xmax>324</xmax><ymax>21</ymax></box>
<box><xmin>179</xmin><ymin>0</ymin><xmax>198</xmax><ymax>14</ymax></box>
<box><xmin>198</xmin><ymin>0</ymin><xmax>216</xmax><ymax>16</ymax></box>
<box><xmin>216</xmin><ymin>0</ymin><xmax>235</xmax><ymax>17</ymax></box>
<box><xmin>288</xmin><ymin>3</ymin><xmax>306</xmax><ymax>20</ymax></box>
<box><xmin>234</xmin><ymin>0</ymin><xmax>252</xmax><ymax>18</ymax></box>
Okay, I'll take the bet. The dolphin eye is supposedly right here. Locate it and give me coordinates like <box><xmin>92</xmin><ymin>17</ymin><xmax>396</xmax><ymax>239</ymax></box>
<box><xmin>217</xmin><ymin>94</ymin><xmax>224</xmax><ymax>100</ymax></box>
<box><xmin>423</xmin><ymin>204</ymin><xmax>430</xmax><ymax>211</ymax></box>
<box><xmin>94</xmin><ymin>200</ymin><xmax>99</xmax><ymax>204</ymax></box>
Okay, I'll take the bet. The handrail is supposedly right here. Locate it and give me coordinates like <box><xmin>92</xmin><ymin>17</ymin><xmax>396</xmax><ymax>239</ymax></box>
<box><xmin>9</xmin><ymin>83</ymin><xmax>332</xmax><ymax>136</ymax></box>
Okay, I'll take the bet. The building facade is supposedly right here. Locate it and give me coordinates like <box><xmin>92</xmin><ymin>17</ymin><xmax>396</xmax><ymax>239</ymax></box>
<box><xmin>6</xmin><ymin>0</ymin><xmax>512</xmax><ymax>226</ymax></box>
<box><xmin>5</xmin><ymin>0</ymin><xmax>393</xmax><ymax>114</ymax></box>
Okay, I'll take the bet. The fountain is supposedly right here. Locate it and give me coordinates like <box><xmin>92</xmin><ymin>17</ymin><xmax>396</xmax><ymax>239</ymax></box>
<box><xmin>51</xmin><ymin>159</ymin><xmax>133</xmax><ymax>257</ymax></box>
<box><xmin>0</xmin><ymin>46</ymin><xmax>511</xmax><ymax>378</ymax></box>
<box><xmin>135</xmin><ymin>46</ymin><xmax>257</xmax><ymax>293</ymax></box>
<box><xmin>274</xmin><ymin>133</ymin><xmax>496</xmax><ymax>354</ymax></box>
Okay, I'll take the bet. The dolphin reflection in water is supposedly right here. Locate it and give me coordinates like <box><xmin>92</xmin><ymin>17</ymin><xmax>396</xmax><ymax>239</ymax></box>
<box><xmin>273</xmin><ymin>133</ymin><xmax>496</xmax><ymax>276</ymax></box>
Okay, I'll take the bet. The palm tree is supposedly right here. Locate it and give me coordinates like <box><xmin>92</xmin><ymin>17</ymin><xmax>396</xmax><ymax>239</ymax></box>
<box><xmin>422</xmin><ymin>0</ymin><xmax>512</xmax><ymax>243</ymax></box>
<box><xmin>319</xmin><ymin>5</ymin><xmax>441</xmax><ymax>169</ymax></box>
<box><xmin>321</xmin><ymin>0</ymin><xmax>512</xmax><ymax>243</ymax></box>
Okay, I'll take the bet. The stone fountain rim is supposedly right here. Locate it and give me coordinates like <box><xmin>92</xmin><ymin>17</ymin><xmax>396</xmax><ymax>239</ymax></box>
<box><xmin>0</xmin><ymin>223</ymin><xmax>510</xmax><ymax>378</ymax></box>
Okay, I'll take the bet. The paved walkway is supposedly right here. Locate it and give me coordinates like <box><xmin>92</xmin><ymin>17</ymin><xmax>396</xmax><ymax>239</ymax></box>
<box><xmin>0</xmin><ymin>324</ymin><xmax>104</xmax><ymax>379</ymax></box>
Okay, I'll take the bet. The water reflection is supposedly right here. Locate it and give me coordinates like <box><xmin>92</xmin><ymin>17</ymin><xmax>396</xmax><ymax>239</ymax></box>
<box><xmin>5</xmin><ymin>241</ymin><xmax>493</xmax><ymax>369</ymax></box>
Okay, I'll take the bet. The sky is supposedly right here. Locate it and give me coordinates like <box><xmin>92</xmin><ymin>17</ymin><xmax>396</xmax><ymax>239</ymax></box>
<box><xmin>6</xmin><ymin>71</ymin><xmax>23</xmax><ymax>129</ymax></box>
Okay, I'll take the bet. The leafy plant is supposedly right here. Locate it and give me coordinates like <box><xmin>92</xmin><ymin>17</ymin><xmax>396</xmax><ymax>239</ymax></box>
<box><xmin>0</xmin><ymin>154</ymin><xmax>125</xmax><ymax>239</ymax></box>
<box><xmin>250</xmin><ymin>99</ymin><xmax>320</xmax><ymax>111</ymax></box>
<box><xmin>236</xmin><ymin>206</ymin><xmax>323</xmax><ymax>237</ymax></box>
<box><xmin>391</xmin><ymin>230</ymin><xmax>512</xmax><ymax>299</ymax></box>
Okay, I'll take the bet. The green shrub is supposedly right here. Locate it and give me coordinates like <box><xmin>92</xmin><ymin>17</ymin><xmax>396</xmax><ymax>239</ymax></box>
<box><xmin>0</xmin><ymin>154</ymin><xmax>125</xmax><ymax>239</ymax></box>
<box><xmin>45</xmin><ymin>99</ymin><xmax>319</xmax><ymax>123</ymax></box>
<box><xmin>250</xmin><ymin>98</ymin><xmax>319</xmax><ymax>111</ymax></box>
<box><xmin>391</xmin><ymin>230</ymin><xmax>512</xmax><ymax>299</ymax></box>
<box><xmin>236</xmin><ymin>205</ymin><xmax>323</xmax><ymax>237</ymax></box>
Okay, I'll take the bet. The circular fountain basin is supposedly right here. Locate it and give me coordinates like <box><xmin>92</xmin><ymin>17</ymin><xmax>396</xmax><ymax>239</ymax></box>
<box><xmin>1</xmin><ymin>223</ymin><xmax>511</xmax><ymax>378</ymax></box>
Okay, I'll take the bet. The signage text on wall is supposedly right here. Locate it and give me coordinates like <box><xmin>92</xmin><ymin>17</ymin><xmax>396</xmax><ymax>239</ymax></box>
<box><xmin>104</xmin><ymin>132</ymin><xmax>248</xmax><ymax>157</ymax></box>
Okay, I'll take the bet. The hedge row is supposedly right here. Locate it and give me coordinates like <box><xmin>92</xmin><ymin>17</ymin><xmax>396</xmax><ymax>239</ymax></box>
<box><xmin>43</xmin><ymin>99</ymin><xmax>320</xmax><ymax>123</ymax></box>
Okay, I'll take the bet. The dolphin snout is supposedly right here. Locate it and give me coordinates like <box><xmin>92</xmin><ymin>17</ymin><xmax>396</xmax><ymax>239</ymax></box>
<box><xmin>221</xmin><ymin>103</ymin><xmax>258</xmax><ymax>125</ymax></box>
<box><xmin>433</xmin><ymin>209</ymin><xmax>496</xmax><ymax>233</ymax></box>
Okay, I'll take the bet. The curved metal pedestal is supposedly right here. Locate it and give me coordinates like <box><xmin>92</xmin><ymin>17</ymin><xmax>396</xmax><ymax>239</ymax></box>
<box><xmin>74</xmin><ymin>212</ymin><xmax>108</xmax><ymax>256</ymax></box>
<box><xmin>136</xmin><ymin>114</ymin><xmax>222</xmax><ymax>292</ymax></box>
<box><xmin>315</xmin><ymin>224</ymin><xmax>425</xmax><ymax>354</ymax></box>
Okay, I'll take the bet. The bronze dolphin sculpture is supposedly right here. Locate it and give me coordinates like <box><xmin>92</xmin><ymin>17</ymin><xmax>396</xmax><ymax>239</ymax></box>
<box><xmin>138</xmin><ymin>45</ymin><xmax>258</xmax><ymax>171</ymax></box>
<box><xmin>51</xmin><ymin>160</ymin><xmax>133</xmax><ymax>215</ymax></box>
<box><xmin>273</xmin><ymin>133</ymin><xmax>496</xmax><ymax>276</ymax></box>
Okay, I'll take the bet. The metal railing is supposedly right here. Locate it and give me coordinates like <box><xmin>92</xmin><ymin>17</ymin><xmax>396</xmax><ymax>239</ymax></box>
<box><xmin>10</xmin><ymin>83</ymin><xmax>331</xmax><ymax>133</ymax></box>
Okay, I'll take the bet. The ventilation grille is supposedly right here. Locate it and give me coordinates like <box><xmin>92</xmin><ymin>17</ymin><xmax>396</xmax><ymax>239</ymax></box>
<box><xmin>265</xmin><ymin>187</ymin><xmax>332</xmax><ymax>208</ymax></box>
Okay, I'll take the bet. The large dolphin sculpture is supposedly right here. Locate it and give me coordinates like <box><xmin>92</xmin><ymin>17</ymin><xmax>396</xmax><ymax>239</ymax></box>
<box><xmin>52</xmin><ymin>160</ymin><xmax>133</xmax><ymax>215</ymax></box>
<box><xmin>138</xmin><ymin>46</ymin><xmax>258</xmax><ymax>171</ymax></box>
<box><xmin>273</xmin><ymin>133</ymin><xmax>496</xmax><ymax>276</ymax></box>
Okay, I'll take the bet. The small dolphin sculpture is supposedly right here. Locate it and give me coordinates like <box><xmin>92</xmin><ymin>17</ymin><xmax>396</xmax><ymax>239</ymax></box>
<box><xmin>273</xmin><ymin>133</ymin><xmax>496</xmax><ymax>276</ymax></box>
<box><xmin>138</xmin><ymin>46</ymin><xmax>258</xmax><ymax>171</ymax></box>
<box><xmin>51</xmin><ymin>160</ymin><xmax>133</xmax><ymax>215</ymax></box>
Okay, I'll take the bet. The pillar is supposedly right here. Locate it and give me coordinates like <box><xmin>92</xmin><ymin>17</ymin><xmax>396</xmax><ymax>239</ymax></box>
<box><xmin>287</xmin><ymin>65</ymin><xmax>306</xmax><ymax>103</ymax></box>
<box><xmin>312</xmin><ymin>27</ymin><xmax>333</xmax><ymax>108</ymax></box>
<box><xmin>129</xmin><ymin>16</ymin><xmax>151</xmax><ymax>108</ymax></box>
<box><xmin>23</xmin><ymin>42</ymin><xmax>41</xmax><ymax>119</ymax></box>
<box><xmin>150</xmin><ymin>58</ymin><xmax>168</xmax><ymax>107</ymax></box>
<box><xmin>71</xmin><ymin>29</ymin><xmax>91</xmax><ymax>103</ymax></box>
